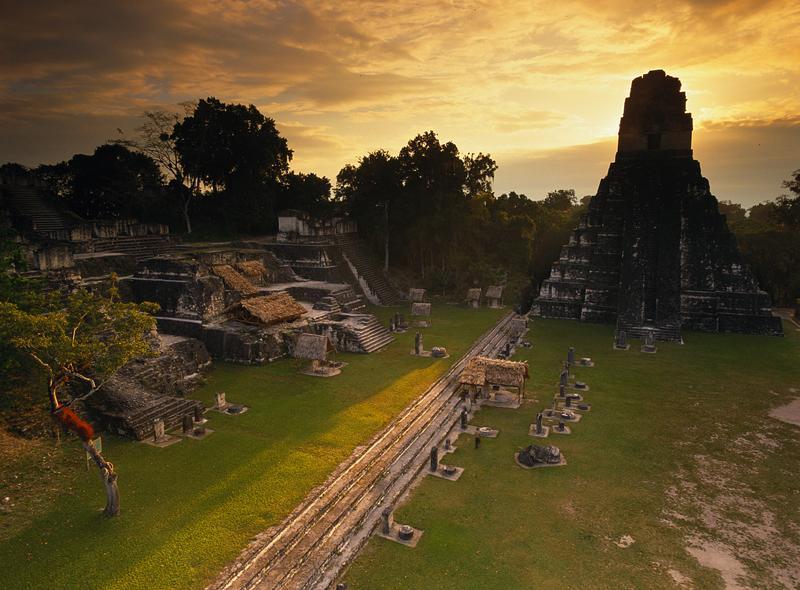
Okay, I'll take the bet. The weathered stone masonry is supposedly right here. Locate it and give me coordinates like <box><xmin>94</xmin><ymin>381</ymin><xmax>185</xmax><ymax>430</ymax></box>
<box><xmin>534</xmin><ymin>70</ymin><xmax>783</xmax><ymax>340</ymax></box>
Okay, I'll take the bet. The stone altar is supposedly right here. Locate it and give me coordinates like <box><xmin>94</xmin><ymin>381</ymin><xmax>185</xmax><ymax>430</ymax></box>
<box><xmin>516</xmin><ymin>444</ymin><xmax>565</xmax><ymax>468</ymax></box>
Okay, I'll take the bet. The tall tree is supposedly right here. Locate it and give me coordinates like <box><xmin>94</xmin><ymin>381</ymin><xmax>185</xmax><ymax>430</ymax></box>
<box><xmin>171</xmin><ymin>97</ymin><xmax>293</xmax><ymax>233</ymax></box>
<box><xmin>0</xmin><ymin>279</ymin><xmax>158</xmax><ymax>517</ymax></box>
<box><xmin>775</xmin><ymin>168</ymin><xmax>800</xmax><ymax>227</ymax></box>
<box><xmin>279</xmin><ymin>172</ymin><xmax>333</xmax><ymax>220</ymax></box>
<box><xmin>114</xmin><ymin>105</ymin><xmax>199</xmax><ymax>233</ymax></box>
<box><xmin>398</xmin><ymin>131</ymin><xmax>468</xmax><ymax>277</ymax></box>
<box><xmin>336</xmin><ymin>151</ymin><xmax>402</xmax><ymax>271</ymax></box>
<box><xmin>64</xmin><ymin>144</ymin><xmax>165</xmax><ymax>220</ymax></box>
<box><xmin>463</xmin><ymin>152</ymin><xmax>498</xmax><ymax>198</ymax></box>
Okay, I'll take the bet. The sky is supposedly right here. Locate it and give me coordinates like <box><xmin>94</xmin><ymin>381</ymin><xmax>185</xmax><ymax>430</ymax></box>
<box><xmin>1</xmin><ymin>0</ymin><xmax>798</xmax><ymax>207</ymax></box>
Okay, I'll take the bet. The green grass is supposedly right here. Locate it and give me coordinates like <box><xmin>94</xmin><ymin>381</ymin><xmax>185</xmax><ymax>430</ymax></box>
<box><xmin>343</xmin><ymin>319</ymin><xmax>800</xmax><ymax>590</ymax></box>
<box><xmin>0</xmin><ymin>304</ymin><xmax>504</xmax><ymax>590</ymax></box>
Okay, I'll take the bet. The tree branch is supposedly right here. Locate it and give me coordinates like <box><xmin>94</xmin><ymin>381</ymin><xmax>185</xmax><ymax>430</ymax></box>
<box><xmin>71</xmin><ymin>312</ymin><xmax>88</xmax><ymax>346</ymax></box>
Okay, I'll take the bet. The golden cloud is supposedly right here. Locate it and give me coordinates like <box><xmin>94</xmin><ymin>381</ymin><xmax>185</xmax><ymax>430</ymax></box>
<box><xmin>0</xmin><ymin>0</ymin><xmax>798</xmax><ymax>204</ymax></box>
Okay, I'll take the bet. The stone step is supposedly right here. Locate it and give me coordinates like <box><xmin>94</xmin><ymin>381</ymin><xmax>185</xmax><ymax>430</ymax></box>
<box><xmin>4</xmin><ymin>186</ymin><xmax>74</xmax><ymax>233</ymax></box>
<box><xmin>335</xmin><ymin>237</ymin><xmax>403</xmax><ymax>306</ymax></box>
<box><xmin>350</xmin><ymin>315</ymin><xmax>394</xmax><ymax>352</ymax></box>
<box><xmin>616</xmin><ymin>321</ymin><xmax>682</xmax><ymax>342</ymax></box>
<box><xmin>126</xmin><ymin>397</ymin><xmax>203</xmax><ymax>440</ymax></box>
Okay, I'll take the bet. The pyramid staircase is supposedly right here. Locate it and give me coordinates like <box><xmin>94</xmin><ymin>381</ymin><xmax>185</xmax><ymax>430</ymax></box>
<box><xmin>312</xmin><ymin>296</ymin><xmax>342</xmax><ymax>313</ymax></box>
<box><xmin>331</xmin><ymin>285</ymin><xmax>367</xmax><ymax>313</ymax></box>
<box><xmin>112</xmin><ymin>396</ymin><xmax>203</xmax><ymax>440</ymax></box>
<box><xmin>90</xmin><ymin>235</ymin><xmax>175</xmax><ymax>261</ymax></box>
<box><xmin>335</xmin><ymin>235</ymin><xmax>403</xmax><ymax>305</ymax></box>
<box><xmin>616</xmin><ymin>320</ymin><xmax>683</xmax><ymax>343</ymax></box>
<box><xmin>3</xmin><ymin>185</ymin><xmax>74</xmax><ymax>235</ymax></box>
<box><xmin>351</xmin><ymin>315</ymin><xmax>395</xmax><ymax>353</ymax></box>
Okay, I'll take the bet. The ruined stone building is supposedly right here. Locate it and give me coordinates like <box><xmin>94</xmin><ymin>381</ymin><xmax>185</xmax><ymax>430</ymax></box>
<box><xmin>1</xmin><ymin>178</ymin><xmax>402</xmax><ymax>437</ymax></box>
<box><xmin>534</xmin><ymin>70</ymin><xmax>783</xmax><ymax>340</ymax></box>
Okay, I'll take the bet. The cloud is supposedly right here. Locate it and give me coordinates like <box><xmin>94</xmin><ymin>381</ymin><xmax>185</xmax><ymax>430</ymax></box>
<box><xmin>700</xmin><ymin>115</ymin><xmax>800</xmax><ymax>130</ymax></box>
<box><xmin>493</xmin><ymin>121</ymin><xmax>800</xmax><ymax>207</ymax></box>
<box><xmin>0</xmin><ymin>0</ymin><xmax>798</xmax><ymax>206</ymax></box>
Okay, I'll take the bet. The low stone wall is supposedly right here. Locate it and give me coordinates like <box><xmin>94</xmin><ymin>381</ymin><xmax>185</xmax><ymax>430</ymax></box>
<box><xmin>201</xmin><ymin>323</ymin><xmax>287</xmax><ymax>363</ymax></box>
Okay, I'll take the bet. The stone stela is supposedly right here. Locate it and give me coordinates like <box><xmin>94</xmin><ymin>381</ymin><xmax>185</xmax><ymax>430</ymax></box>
<box><xmin>641</xmin><ymin>330</ymin><xmax>658</xmax><ymax>353</ymax></box>
<box><xmin>153</xmin><ymin>418</ymin><xmax>166</xmax><ymax>442</ymax></box>
<box><xmin>614</xmin><ymin>329</ymin><xmax>630</xmax><ymax>350</ymax></box>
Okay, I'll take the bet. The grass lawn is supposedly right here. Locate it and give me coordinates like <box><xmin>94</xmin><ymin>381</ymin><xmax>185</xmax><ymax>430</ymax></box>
<box><xmin>343</xmin><ymin>319</ymin><xmax>800</xmax><ymax>590</ymax></box>
<box><xmin>0</xmin><ymin>304</ymin><xmax>505</xmax><ymax>590</ymax></box>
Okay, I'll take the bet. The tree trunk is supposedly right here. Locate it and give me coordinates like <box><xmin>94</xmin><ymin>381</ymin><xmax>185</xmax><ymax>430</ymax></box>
<box><xmin>48</xmin><ymin>386</ymin><xmax>120</xmax><ymax>517</ymax></box>
<box><xmin>384</xmin><ymin>201</ymin><xmax>390</xmax><ymax>272</ymax></box>
<box><xmin>183</xmin><ymin>193</ymin><xmax>193</xmax><ymax>234</ymax></box>
<box><xmin>83</xmin><ymin>440</ymin><xmax>121</xmax><ymax>517</ymax></box>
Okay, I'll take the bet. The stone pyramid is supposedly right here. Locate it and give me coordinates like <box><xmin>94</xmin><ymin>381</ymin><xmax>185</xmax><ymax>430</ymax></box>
<box><xmin>534</xmin><ymin>70</ymin><xmax>783</xmax><ymax>341</ymax></box>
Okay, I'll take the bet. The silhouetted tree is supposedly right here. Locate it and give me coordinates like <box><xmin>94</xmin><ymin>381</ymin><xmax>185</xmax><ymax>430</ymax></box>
<box><xmin>114</xmin><ymin>105</ymin><xmax>199</xmax><ymax>233</ymax></box>
<box><xmin>279</xmin><ymin>172</ymin><xmax>333</xmax><ymax>220</ymax></box>
<box><xmin>336</xmin><ymin>151</ymin><xmax>402</xmax><ymax>271</ymax></box>
<box><xmin>171</xmin><ymin>98</ymin><xmax>292</xmax><ymax>233</ymax></box>
<box><xmin>52</xmin><ymin>144</ymin><xmax>164</xmax><ymax>220</ymax></box>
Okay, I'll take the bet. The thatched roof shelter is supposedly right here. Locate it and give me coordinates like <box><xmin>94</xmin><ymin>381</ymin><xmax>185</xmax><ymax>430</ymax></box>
<box><xmin>235</xmin><ymin>260</ymin><xmax>268</xmax><ymax>281</ymax></box>
<box><xmin>409</xmin><ymin>288</ymin><xmax>426</xmax><ymax>302</ymax></box>
<box><xmin>485</xmin><ymin>285</ymin><xmax>504</xmax><ymax>300</ymax></box>
<box><xmin>411</xmin><ymin>302</ymin><xmax>431</xmax><ymax>317</ymax></box>
<box><xmin>293</xmin><ymin>333</ymin><xmax>334</xmax><ymax>361</ymax></box>
<box><xmin>466</xmin><ymin>288</ymin><xmax>481</xmax><ymax>302</ymax></box>
<box><xmin>460</xmin><ymin>356</ymin><xmax>528</xmax><ymax>389</ymax></box>
<box><xmin>212</xmin><ymin>264</ymin><xmax>258</xmax><ymax>294</ymax></box>
<box><xmin>227</xmin><ymin>292</ymin><xmax>306</xmax><ymax>326</ymax></box>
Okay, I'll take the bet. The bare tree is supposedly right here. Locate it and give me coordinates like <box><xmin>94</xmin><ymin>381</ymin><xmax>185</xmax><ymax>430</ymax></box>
<box><xmin>114</xmin><ymin>102</ymin><xmax>199</xmax><ymax>233</ymax></box>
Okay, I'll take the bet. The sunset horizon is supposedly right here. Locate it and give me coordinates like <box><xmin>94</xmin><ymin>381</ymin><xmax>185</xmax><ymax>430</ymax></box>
<box><xmin>2</xmin><ymin>0</ymin><xmax>799</xmax><ymax>206</ymax></box>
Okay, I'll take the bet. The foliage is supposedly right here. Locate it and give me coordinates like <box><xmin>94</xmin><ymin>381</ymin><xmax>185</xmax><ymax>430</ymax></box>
<box><xmin>113</xmin><ymin>104</ymin><xmax>199</xmax><ymax>233</ymax></box>
<box><xmin>720</xmin><ymin>169</ymin><xmax>800</xmax><ymax>306</ymax></box>
<box><xmin>775</xmin><ymin>168</ymin><xmax>800</xmax><ymax>227</ymax></box>
<box><xmin>278</xmin><ymin>172</ymin><xmax>333</xmax><ymax>219</ymax></box>
<box><xmin>170</xmin><ymin>97</ymin><xmax>293</xmax><ymax>233</ymax></box>
<box><xmin>336</xmin><ymin>132</ymin><xmax>582</xmax><ymax>306</ymax></box>
<box><xmin>0</xmin><ymin>232</ymin><xmax>58</xmax><ymax>433</ymax></box>
<box><xmin>172</xmin><ymin>97</ymin><xmax>292</xmax><ymax>192</ymax></box>
<box><xmin>39</xmin><ymin>144</ymin><xmax>166</xmax><ymax>221</ymax></box>
<box><xmin>0</xmin><ymin>281</ymin><xmax>158</xmax><ymax>410</ymax></box>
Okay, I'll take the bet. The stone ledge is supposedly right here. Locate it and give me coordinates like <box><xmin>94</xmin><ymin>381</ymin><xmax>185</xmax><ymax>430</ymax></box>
<box><xmin>528</xmin><ymin>424</ymin><xmax>550</xmax><ymax>438</ymax></box>
<box><xmin>142</xmin><ymin>434</ymin><xmax>181</xmax><ymax>448</ymax></box>
<box><xmin>426</xmin><ymin>465</ymin><xmax>464</xmax><ymax>481</ymax></box>
<box><xmin>376</xmin><ymin>523</ymin><xmax>424</xmax><ymax>548</ymax></box>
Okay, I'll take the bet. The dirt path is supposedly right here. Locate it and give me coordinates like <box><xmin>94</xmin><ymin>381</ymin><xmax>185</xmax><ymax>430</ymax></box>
<box><xmin>666</xmin><ymin>405</ymin><xmax>800</xmax><ymax>589</ymax></box>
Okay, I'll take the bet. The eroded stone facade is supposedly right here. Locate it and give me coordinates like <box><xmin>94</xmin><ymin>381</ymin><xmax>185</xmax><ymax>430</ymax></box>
<box><xmin>534</xmin><ymin>70</ymin><xmax>782</xmax><ymax>340</ymax></box>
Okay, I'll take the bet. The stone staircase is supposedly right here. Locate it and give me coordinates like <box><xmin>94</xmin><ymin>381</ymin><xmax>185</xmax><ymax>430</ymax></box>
<box><xmin>90</xmin><ymin>235</ymin><xmax>175</xmax><ymax>261</ymax></box>
<box><xmin>331</xmin><ymin>285</ymin><xmax>367</xmax><ymax>313</ymax></box>
<box><xmin>335</xmin><ymin>235</ymin><xmax>403</xmax><ymax>306</ymax></box>
<box><xmin>125</xmin><ymin>397</ymin><xmax>203</xmax><ymax>440</ymax></box>
<box><xmin>351</xmin><ymin>315</ymin><xmax>395</xmax><ymax>353</ymax></box>
<box><xmin>312</xmin><ymin>296</ymin><xmax>342</xmax><ymax>313</ymax></box>
<box><xmin>616</xmin><ymin>320</ymin><xmax>683</xmax><ymax>342</ymax></box>
<box><xmin>3</xmin><ymin>185</ymin><xmax>73</xmax><ymax>234</ymax></box>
